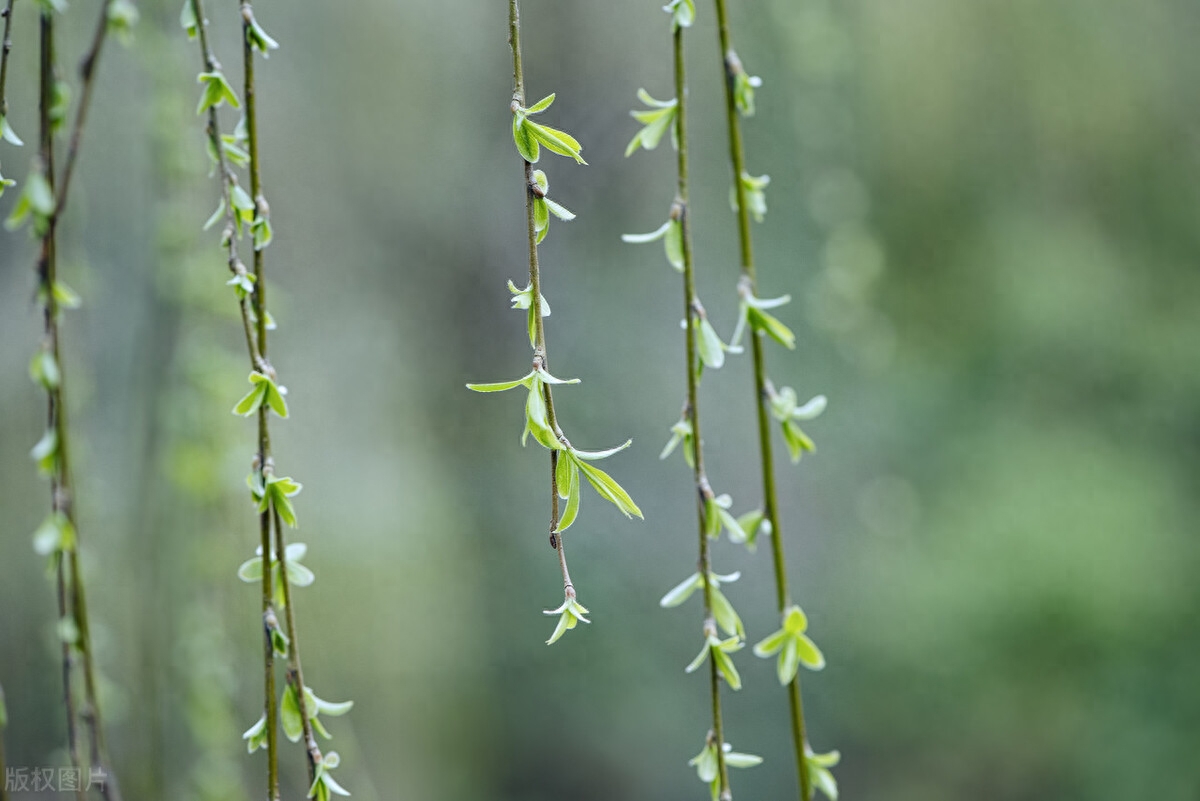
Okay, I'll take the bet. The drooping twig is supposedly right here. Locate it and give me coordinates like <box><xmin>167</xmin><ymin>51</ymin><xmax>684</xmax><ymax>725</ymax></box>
<box><xmin>507</xmin><ymin>0</ymin><xmax>575</xmax><ymax>600</ymax></box>
<box><xmin>33</xmin><ymin>4</ymin><xmax>123</xmax><ymax>799</ymax></box>
<box><xmin>0</xmin><ymin>0</ymin><xmax>16</xmax><ymax>121</ymax></box>
<box><xmin>184</xmin><ymin>0</ymin><xmax>278</xmax><ymax>796</ymax></box>
<box><xmin>711</xmin><ymin>0</ymin><xmax>812</xmax><ymax>796</ymax></box>
<box><xmin>670</xmin><ymin>20</ymin><xmax>733</xmax><ymax>801</ymax></box>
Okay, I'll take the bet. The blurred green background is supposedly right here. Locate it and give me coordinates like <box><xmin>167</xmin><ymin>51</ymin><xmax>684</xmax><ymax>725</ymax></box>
<box><xmin>2</xmin><ymin>0</ymin><xmax>1199</xmax><ymax>799</ymax></box>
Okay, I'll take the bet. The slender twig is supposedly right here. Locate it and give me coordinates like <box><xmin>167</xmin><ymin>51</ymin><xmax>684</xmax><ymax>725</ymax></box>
<box><xmin>36</xmin><ymin>9</ymin><xmax>123</xmax><ymax>801</ymax></box>
<box><xmin>670</xmin><ymin>21</ymin><xmax>732</xmax><ymax>801</ymax></box>
<box><xmin>53</xmin><ymin>0</ymin><xmax>115</xmax><ymax>219</ymax></box>
<box><xmin>185</xmin><ymin>0</ymin><xmax>278</xmax><ymax>796</ymax></box>
<box><xmin>710</xmin><ymin>0</ymin><xmax>811</xmax><ymax>797</ymax></box>
<box><xmin>240</xmin><ymin>5</ymin><xmax>279</xmax><ymax>797</ymax></box>
<box><xmin>0</xmin><ymin>0</ymin><xmax>15</xmax><ymax>119</ymax></box>
<box><xmin>273</xmin><ymin>508</ymin><xmax>322</xmax><ymax>787</ymax></box>
<box><xmin>508</xmin><ymin>0</ymin><xmax>574</xmax><ymax>597</ymax></box>
<box><xmin>47</xmin><ymin>12</ymin><xmax>125</xmax><ymax>788</ymax></box>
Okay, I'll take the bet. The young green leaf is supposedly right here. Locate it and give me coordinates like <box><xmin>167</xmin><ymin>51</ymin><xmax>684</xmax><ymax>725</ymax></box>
<box><xmin>465</xmin><ymin>370</ymin><xmax>535</xmax><ymax>393</ymax></box>
<box><xmin>625</xmin><ymin>90</ymin><xmax>679</xmax><ymax>156</ymax></box>
<box><xmin>544</xmin><ymin>596</ymin><xmax>590</xmax><ymax>645</ymax></box>
<box><xmin>663</xmin><ymin>0</ymin><xmax>696</xmax><ymax>28</ymax></box>
<box><xmin>246</xmin><ymin>14</ymin><xmax>279</xmax><ymax>56</ymax></box>
<box><xmin>576</xmin><ymin>459</ymin><xmax>642</xmax><ymax>519</ymax></box>
<box><xmin>753</xmin><ymin>604</ymin><xmax>826</xmax><ymax>684</ymax></box>
<box><xmin>196</xmin><ymin>71</ymin><xmax>240</xmax><ymax>115</ymax></box>
<box><xmin>180</xmin><ymin>0</ymin><xmax>199</xmax><ymax>39</ymax></box>
<box><xmin>0</xmin><ymin>116</ymin><xmax>24</xmax><ymax>147</ymax></box>
<box><xmin>807</xmin><ymin>749</ymin><xmax>841</xmax><ymax>800</ymax></box>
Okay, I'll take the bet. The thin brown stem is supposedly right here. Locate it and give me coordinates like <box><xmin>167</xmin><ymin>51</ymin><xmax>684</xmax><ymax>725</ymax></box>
<box><xmin>186</xmin><ymin>0</ymin><xmax>277</xmax><ymax>795</ymax></box>
<box><xmin>711</xmin><ymin>0</ymin><xmax>811</xmax><ymax>797</ymax></box>
<box><xmin>0</xmin><ymin>0</ymin><xmax>15</xmax><ymax>119</ymax></box>
<box><xmin>273</xmin><ymin>508</ymin><xmax>322</xmax><ymax>787</ymax></box>
<box><xmin>53</xmin><ymin>0</ymin><xmax>115</xmax><ymax>219</ymax></box>
<box><xmin>38</xmin><ymin>13</ymin><xmax>84</xmax><ymax>801</ymax></box>
<box><xmin>508</xmin><ymin>0</ymin><xmax>573</xmax><ymax>595</ymax></box>
<box><xmin>671</xmin><ymin>20</ymin><xmax>732</xmax><ymax>801</ymax></box>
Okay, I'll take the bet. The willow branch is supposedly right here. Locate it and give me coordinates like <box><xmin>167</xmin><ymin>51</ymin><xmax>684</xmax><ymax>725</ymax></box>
<box><xmin>186</xmin><ymin>0</ymin><xmax>277</xmax><ymax>796</ymax></box>
<box><xmin>671</xmin><ymin>21</ymin><xmax>732</xmax><ymax>801</ymax></box>
<box><xmin>711</xmin><ymin>0</ymin><xmax>811</xmax><ymax>797</ymax></box>
<box><xmin>0</xmin><ymin>0</ymin><xmax>15</xmax><ymax>119</ymax></box>
<box><xmin>273</xmin><ymin>508</ymin><xmax>322</xmax><ymax>787</ymax></box>
<box><xmin>508</xmin><ymin>0</ymin><xmax>575</xmax><ymax>596</ymax></box>
<box><xmin>53</xmin><ymin>0</ymin><xmax>115</xmax><ymax>219</ymax></box>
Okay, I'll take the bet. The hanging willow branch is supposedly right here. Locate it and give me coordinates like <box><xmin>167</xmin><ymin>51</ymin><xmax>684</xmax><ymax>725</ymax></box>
<box><xmin>623</xmin><ymin>2</ymin><xmax>761</xmax><ymax>798</ymax></box>
<box><xmin>183</xmin><ymin>1</ymin><xmax>352</xmax><ymax>797</ymax></box>
<box><xmin>8</xmin><ymin>2</ymin><xmax>129</xmax><ymax>799</ymax></box>
<box><xmin>467</xmin><ymin>0</ymin><xmax>642</xmax><ymax>645</ymax></box>
<box><xmin>709</xmin><ymin>0</ymin><xmax>835</xmax><ymax>798</ymax></box>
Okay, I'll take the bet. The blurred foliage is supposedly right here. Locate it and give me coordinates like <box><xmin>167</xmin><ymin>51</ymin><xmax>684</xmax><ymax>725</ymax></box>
<box><xmin>1</xmin><ymin>0</ymin><xmax>1198</xmax><ymax>799</ymax></box>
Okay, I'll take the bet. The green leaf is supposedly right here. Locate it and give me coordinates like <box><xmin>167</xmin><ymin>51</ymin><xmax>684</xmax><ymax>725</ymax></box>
<box><xmin>252</xmin><ymin>214</ymin><xmax>273</xmax><ymax>251</ymax></box>
<box><xmin>180</xmin><ymin>0</ymin><xmax>199</xmax><ymax>39</ymax></box>
<box><xmin>555</xmin><ymin>456</ymin><xmax>581</xmax><ymax>532</ymax></box>
<box><xmin>543</xmin><ymin>198</ymin><xmax>575</xmax><ymax>221</ymax></box>
<box><xmin>465</xmin><ymin>371</ymin><xmax>535</xmax><ymax>393</ymax></box>
<box><xmin>525</xmin><ymin>94</ymin><xmax>555</xmax><ymax>114</ymax></box>
<box><xmin>233</xmin><ymin>378</ymin><xmax>268</xmax><ymax>416</ymax></box>
<box><xmin>29</xmin><ymin>349</ymin><xmax>60</xmax><ymax>390</ymax></box>
<box><xmin>778</xmin><ymin>636</ymin><xmax>801</xmax><ymax>685</ymax></box>
<box><xmin>570</xmin><ymin>440</ymin><xmax>632</xmax><ymax>461</ymax></box>
<box><xmin>736</xmin><ymin>508</ymin><xmax>765</xmax><ymax>550</ymax></box>
<box><xmin>748</xmin><ymin>305</ymin><xmax>795</xmax><ymax>349</ymax></box>
<box><xmin>576</xmin><ymin>460</ymin><xmax>642</xmax><ymax>519</ymax></box>
<box><xmin>621</xmin><ymin>220</ymin><xmax>670</xmax><ymax>244</ymax></box>
<box><xmin>33</xmin><ymin>512</ymin><xmax>74</xmax><ymax>556</ymax></box>
<box><xmin>659</xmin><ymin>572</ymin><xmax>702</xmax><ymax>608</ymax></box>
<box><xmin>782</xmin><ymin>419</ymin><xmax>815</xmax><ymax>463</ymax></box>
<box><xmin>242</xmin><ymin>714</ymin><xmax>268</xmax><ymax>753</ymax></box>
<box><xmin>625</xmin><ymin>92</ymin><xmax>679</xmax><ymax>156</ymax></box>
<box><xmin>724</xmin><ymin>750</ymin><xmax>763</xmax><ymax>769</ymax></box>
<box><xmin>752</xmin><ymin>627</ymin><xmax>788</xmax><ymax>658</ymax></box>
<box><xmin>685</xmin><ymin>637</ymin><xmax>714</xmax><ymax>674</ymax></box>
<box><xmin>659</xmin><ymin>418</ymin><xmax>694</xmax><ymax>466</ymax></box>
<box><xmin>308</xmin><ymin>688</ymin><xmax>354</xmax><ymax>717</ymax></box>
<box><xmin>710</xmin><ymin>587</ymin><xmax>744</xmax><ymax>639</ymax></box>
<box><xmin>664</xmin><ymin>0</ymin><xmax>696</xmax><ymax>28</ymax></box>
<box><xmin>0</xmin><ymin>115</ymin><xmax>23</xmax><ymax>147</ymax></box>
<box><xmin>106</xmin><ymin>0</ymin><xmax>140</xmax><ymax>44</ymax></box>
<box><xmin>784</xmin><ymin>605</ymin><xmax>809</xmax><ymax>634</ymax></box>
<box><xmin>280</xmin><ymin>684</ymin><xmax>303</xmax><ymax>742</ymax></box>
<box><xmin>237</xmin><ymin>556</ymin><xmax>263</xmax><ymax>582</ymax></box>
<box><xmin>808</xmin><ymin>751</ymin><xmax>840</xmax><ymax>800</ymax></box>
<box><xmin>696</xmin><ymin>316</ymin><xmax>726</xmax><ymax>370</ymax></box>
<box><xmin>533</xmin><ymin>196</ymin><xmax>549</xmax><ymax>243</ymax></box>
<box><xmin>196</xmin><ymin>71</ymin><xmax>240</xmax><ymax>115</ymax></box>
<box><xmin>544</xmin><ymin>597</ymin><xmax>589</xmax><ymax>645</ymax></box>
<box><xmin>525</xmin><ymin>378</ymin><xmax>560</xmax><ymax>450</ymax></box>
<box><xmin>512</xmin><ymin>114</ymin><xmax>539</xmax><ymax>163</ymax></box>
<box><xmin>267</xmin><ymin>475</ymin><xmax>303</xmax><ymax>528</ymax></box>
<box><xmin>733</xmin><ymin>69</ymin><xmax>763</xmax><ymax>117</ymax></box>
<box><xmin>246</xmin><ymin>14</ymin><xmax>279</xmax><ymax>56</ymax></box>
<box><xmin>6</xmin><ymin>168</ymin><xmax>54</xmax><ymax>233</ymax></box>
<box><xmin>688</xmin><ymin>742</ymin><xmax>719</xmax><ymax>784</ymax></box>
<box><xmin>53</xmin><ymin>281</ymin><xmax>82</xmax><ymax>309</ymax></box>
<box><xmin>30</xmin><ymin>428</ymin><xmax>58</xmax><ymax>476</ymax></box>
<box><xmin>525</xmin><ymin>120</ymin><xmax>586</xmax><ymax>164</ymax></box>
<box><xmin>712</xmin><ymin>641</ymin><xmax>742</xmax><ymax>690</ymax></box>
<box><xmin>796</xmin><ymin>633</ymin><xmax>826</xmax><ymax>670</ymax></box>
<box><xmin>664</xmin><ymin>218</ymin><xmax>684</xmax><ymax>271</ymax></box>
